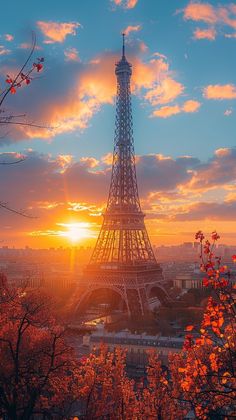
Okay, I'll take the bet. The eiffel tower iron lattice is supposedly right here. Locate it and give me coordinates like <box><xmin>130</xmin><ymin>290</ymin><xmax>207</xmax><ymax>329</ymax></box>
<box><xmin>74</xmin><ymin>35</ymin><xmax>168</xmax><ymax>318</ymax></box>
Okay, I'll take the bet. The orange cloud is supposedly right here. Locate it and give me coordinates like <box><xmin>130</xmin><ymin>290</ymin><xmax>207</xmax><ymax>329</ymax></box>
<box><xmin>2</xmin><ymin>149</ymin><xmax>236</xmax><ymax>247</ymax></box>
<box><xmin>80</xmin><ymin>157</ymin><xmax>99</xmax><ymax>168</ymax></box>
<box><xmin>182</xmin><ymin>100</ymin><xmax>201</xmax><ymax>113</ymax></box>
<box><xmin>184</xmin><ymin>3</ymin><xmax>218</xmax><ymax>24</ymax></box>
<box><xmin>193</xmin><ymin>27</ymin><xmax>216</xmax><ymax>40</ymax></box>
<box><xmin>67</xmin><ymin>202</ymin><xmax>104</xmax><ymax>216</ymax></box>
<box><xmin>183</xmin><ymin>2</ymin><xmax>236</xmax><ymax>40</ymax></box>
<box><xmin>126</xmin><ymin>0</ymin><xmax>138</xmax><ymax>9</ymax></box>
<box><xmin>102</xmin><ymin>153</ymin><xmax>113</xmax><ymax>165</ymax></box>
<box><xmin>2</xmin><ymin>48</ymin><xmax>189</xmax><ymax>141</ymax></box>
<box><xmin>56</xmin><ymin>154</ymin><xmax>73</xmax><ymax>171</ymax></box>
<box><xmin>152</xmin><ymin>100</ymin><xmax>201</xmax><ymax>118</ymax></box>
<box><xmin>123</xmin><ymin>25</ymin><xmax>142</xmax><ymax>36</ymax></box>
<box><xmin>64</xmin><ymin>47</ymin><xmax>80</xmax><ymax>62</ymax></box>
<box><xmin>37</xmin><ymin>21</ymin><xmax>81</xmax><ymax>43</ymax></box>
<box><xmin>152</xmin><ymin>105</ymin><xmax>181</xmax><ymax>118</ymax></box>
<box><xmin>112</xmin><ymin>0</ymin><xmax>138</xmax><ymax>9</ymax></box>
<box><xmin>203</xmin><ymin>84</ymin><xmax>236</xmax><ymax>100</ymax></box>
<box><xmin>214</xmin><ymin>148</ymin><xmax>231</xmax><ymax>157</ymax></box>
<box><xmin>145</xmin><ymin>78</ymin><xmax>184</xmax><ymax>106</ymax></box>
<box><xmin>132</xmin><ymin>56</ymin><xmax>169</xmax><ymax>91</ymax></box>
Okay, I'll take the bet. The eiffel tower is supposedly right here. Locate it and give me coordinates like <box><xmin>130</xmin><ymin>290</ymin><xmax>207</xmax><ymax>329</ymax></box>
<box><xmin>74</xmin><ymin>35</ymin><xmax>168</xmax><ymax>318</ymax></box>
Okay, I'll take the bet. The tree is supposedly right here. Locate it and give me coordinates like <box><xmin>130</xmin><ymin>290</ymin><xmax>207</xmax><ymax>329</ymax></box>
<box><xmin>0</xmin><ymin>282</ymin><xmax>79</xmax><ymax>419</ymax></box>
<box><xmin>171</xmin><ymin>231</ymin><xmax>236</xmax><ymax>418</ymax></box>
<box><xmin>138</xmin><ymin>350</ymin><xmax>185</xmax><ymax>420</ymax></box>
<box><xmin>75</xmin><ymin>345</ymin><xmax>139</xmax><ymax>419</ymax></box>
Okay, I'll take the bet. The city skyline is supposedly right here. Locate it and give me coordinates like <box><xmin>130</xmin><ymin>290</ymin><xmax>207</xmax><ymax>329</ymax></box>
<box><xmin>0</xmin><ymin>0</ymin><xmax>236</xmax><ymax>247</ymax></box>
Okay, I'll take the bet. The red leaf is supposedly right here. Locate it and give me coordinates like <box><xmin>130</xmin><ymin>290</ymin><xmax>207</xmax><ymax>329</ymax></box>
<box><xmin>185</xmin><ymin>325</ymin><xmax>194</xmax><ymax>332</ymax></box>
<box><xmin>203</xmin><ymin>278</ymin><xmax>209</xmax><ymax>287</ymax></box>
<box><xmin>36</xmin><ymin>63</ymin><xmax>43</xmax><ymax>72</ymax></box>
<box><xmin>10</xmin><ymin>87</ymin><xmax>16</xmax><ymax>94</ymax></box>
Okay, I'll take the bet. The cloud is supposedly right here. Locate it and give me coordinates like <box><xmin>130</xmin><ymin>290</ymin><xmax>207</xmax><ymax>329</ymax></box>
<box><xmin>203</xmin><ymin>84</ymin><xmax>236</xmax><ymax>100</ymax></box>
<box><xmin>131</xmin><ymin>54</ymin><xmax>169</xmax><ymax>91</ymax></box>
<box><xmin>182</xmin><ymin>100</ymin><xmax>201</xmax><ymax>113</ymax></box>
<box><xmin>224</xmin><ymin>108</ymin><xmax>233</xmax><ymax>116</ymax></box>
<box><xmin>0</xmin><ymin>150</ymin><xmax>199</xmax><ymax>216</ymax></box>
<box><xmin>0</xmin><ymin>44</ymin><xmax>184</xmax><ymax>142</ymax></box>
<box><xmin>4</xmin><ymin>34</ymin><xmax>14</xmax><ymax>42</ymax></box>
<box><xmin>0</xmin><ymin>45</ymin><xmax>10</xmax><ymax>56</ymax></box>
<box><xmin>136</xmin><ymin>154</ymin><xmax>198</xmax><ymax>195</ymax></box>
<box><xmin>80</xmin><ymin>157</ymin><xmax>99</xmax><ymax>168</ymax></box>
<box><xmin>173</xmin><ymin>200</ymin><xmax>236</xmax><ymax>221</ymax></box>
<box><xmin>18</xmin><ymin>43</ymin><xmax>42</xmax><ymax>50</ymax></box>
<box><xmin>152</xmin><ymin>105</ymin><xmax>181</xmax><ymax>118</ymax></box>
<box><xmin>0</xmin><ymin>52</ymin><xmax>116</xmax><ymax>142</ymax></box>
<box><xmin>225</xmin><ymin>33</ymin><xmax>236</xmax><ymax>38</ymax></box>
<box><xmin>123</xmin><ymin>25</ymin><xmax>142</xmax><ymax>36</ymax></box>
<box><xmin>0</xmin><ymin>38</ymin><xmax>200</xmax><ymax>143</ymax></box>
<box><xmin>113</xmin><ymin>0</ymin><xmax>138</xmax><ymax>9</ymax></box>
<box><xmin>145</xmin><ymin>78</ymin><xmax>185</xmax><ymax>106</ymax></box>
<box><xmin>126</xmin><ymin>0</ymin><xmax>138</xmax><ymax>8</ymax></box>
<box><xmin>193</xmin><ymin>27</ymin><xmax>216</xmax><ymax>40</ymax></box>
<box><xmin>2</xmin><ymin>148</ymin><xmax>236</xmax><ymax>245</ymax></box>
<box><xmin>152</xmin><ymin>100</ymin><xmax>201</xmax><ymax>118</ymax></box>
<box><xmin>184</xmin><ymin>3</ymin><xmax>218</xmax><ymax>24</ymax></box>
<box><xmin>37</xmin><ymin>21</ymin><xmax>81</xmax><ymax>43</ymax></box>
<box><xmin>182</xmin><ymin>2</ymin><xmax>236</xmax><ymax>40</ymax></box>
<box><xmin>183</xmin><ymin>147</ymin><xmax>236</xmax><ymax>192</ymax></box>
<box><xmin>64</xmin><ymin>47</ymin><xmax>80</xmax><ymax>62</ymax></box>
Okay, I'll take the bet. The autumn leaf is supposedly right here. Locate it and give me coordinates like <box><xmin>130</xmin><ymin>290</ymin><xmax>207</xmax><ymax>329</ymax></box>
<box><xmin>185</xmin><ymin>325</ymin><xmax>194</xmax><ymax>332</ymax></box>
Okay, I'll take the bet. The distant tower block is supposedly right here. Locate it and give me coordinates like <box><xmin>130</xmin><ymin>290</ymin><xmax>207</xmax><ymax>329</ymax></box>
<box><xmin>75</xmin><ymin>35</ymin><xmax>169</xmax><ymax>318</ymax></box>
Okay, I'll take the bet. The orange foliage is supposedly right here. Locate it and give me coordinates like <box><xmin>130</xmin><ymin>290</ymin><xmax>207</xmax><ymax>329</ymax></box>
<box><xmin>0</xmin><ymin>283</ymin><xmax>78</xmax><ymax>418</ymax></box>
<box><xmin>174</xmin><ymin>231</ymin><xmax>236</xmax><ymax>418</ymax></box>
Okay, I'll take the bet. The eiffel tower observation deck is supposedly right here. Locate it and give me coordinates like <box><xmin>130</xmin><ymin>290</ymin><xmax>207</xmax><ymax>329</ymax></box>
<box><xmin>74</xmin><ymin>35</ymin><xmax>168</xmax><ymax>318</ymax></box>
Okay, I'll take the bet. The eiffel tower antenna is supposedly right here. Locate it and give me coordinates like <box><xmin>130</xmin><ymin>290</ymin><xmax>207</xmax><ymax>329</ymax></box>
<box><xmin>122</xmin><ymin>32</ymin><xmax>125</xmax><ymax>57</ymax></box>
<box><xmin>72</xmin><ymin>36</ymin><xmax>169</xmax><ymax>318</ymax></box>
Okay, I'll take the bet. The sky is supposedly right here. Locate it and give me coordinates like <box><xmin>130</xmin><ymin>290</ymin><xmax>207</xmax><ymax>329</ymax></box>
<box><xmin>0</xmin><ymin>0</ymin><xmax>236</xmax><ymax>248</ymax></box>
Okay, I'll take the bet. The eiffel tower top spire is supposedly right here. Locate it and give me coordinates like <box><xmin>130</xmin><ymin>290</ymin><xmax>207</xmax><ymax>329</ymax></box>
<box><xmin>122</xmin><ymin>32</ymin><xmax>125</xmax><ymax>58</ymax></box>
<box><xmin>115</xmin><ymin>33</ymin><xmax>132</xmax><ymax>77</ymax></box>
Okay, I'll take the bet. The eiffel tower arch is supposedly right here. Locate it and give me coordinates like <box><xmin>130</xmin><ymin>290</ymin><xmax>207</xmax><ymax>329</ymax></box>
<box><xmin>73</xmin><ymin>35</ymin><xmax>169</xmax><ymax>319</ymax></box>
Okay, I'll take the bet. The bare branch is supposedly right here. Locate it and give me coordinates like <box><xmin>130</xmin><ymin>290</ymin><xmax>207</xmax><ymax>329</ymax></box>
<box><xmin>0</xmin><ymin>202</ymin><xmax>37</xmax><ymax>218</ymax></box>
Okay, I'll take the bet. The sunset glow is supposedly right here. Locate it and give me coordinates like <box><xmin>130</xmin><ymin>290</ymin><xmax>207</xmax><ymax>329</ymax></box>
<box><xmin>0</xmin><ymin>0</ymin><xmax>235</xmax><ymax>248</ymax></box>
<box><xmin>57</xmin><ymin>222</ymin><xmax>96</xmax><ymax>243</ymax></box>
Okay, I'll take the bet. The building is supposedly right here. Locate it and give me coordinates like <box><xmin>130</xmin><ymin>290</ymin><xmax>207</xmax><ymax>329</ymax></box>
<box><xmin>83</xmin><ymin>323</ymin><xmax>184</xmax><ymax>375</ymax></box>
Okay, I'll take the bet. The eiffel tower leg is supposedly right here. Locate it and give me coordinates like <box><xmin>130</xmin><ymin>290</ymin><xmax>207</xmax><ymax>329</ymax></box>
<box><xmin>126</xmin><ymin>288</ymin><xmax>148</xmax><ymax>318</ymax></box>
<box><xmin>123</xmin><ymin>284</ymin><xmax>131</xmax><ymax>317</ymax></box>
<box><xmin>137</xmin><ymin>286</ymin><xmax>144</xmax><ymax>316</ymax></box>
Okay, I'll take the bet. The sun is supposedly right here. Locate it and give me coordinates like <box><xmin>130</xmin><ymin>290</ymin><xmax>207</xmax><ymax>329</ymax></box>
<box><xmin>57</xmin><ymin>222</ymin><xmax>95</xmax><ymax>243</ymax></box>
